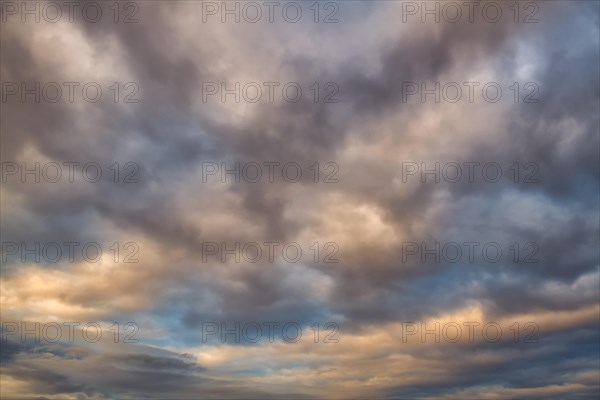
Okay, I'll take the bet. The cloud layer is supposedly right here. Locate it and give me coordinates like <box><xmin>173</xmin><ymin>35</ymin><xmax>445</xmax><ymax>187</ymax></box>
<box><xmin>1</xmin><ymin>1</ymin><xmax>599</xmax><ymax>398</ymax></box>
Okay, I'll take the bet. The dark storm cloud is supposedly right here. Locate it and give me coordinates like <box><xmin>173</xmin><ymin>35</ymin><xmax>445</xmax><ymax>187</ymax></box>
<box><xmin>1</xmin><ymin>336</ymin><xmax>318</xmax><ymax>399</ymax></box>
<box><xmin>381</xmin><ymin>324</ymin><xmax>600</xmax><ymax>399</ymax></box>
<box><xmin>0</xmin><ymin>0</ymin><xmax>596</xmax><ymax>322</ymax></box>
<box><xmin>1</xmin><ymin>335</ymin><xmax>214</xmax><ymax>398</ymax></box>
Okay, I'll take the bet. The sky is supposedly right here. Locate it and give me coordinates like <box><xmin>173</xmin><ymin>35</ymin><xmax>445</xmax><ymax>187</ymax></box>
<box><xmin>1</xmin><ymin>0</ymin><xmax>599</xmax><ymax>398</ymax></box>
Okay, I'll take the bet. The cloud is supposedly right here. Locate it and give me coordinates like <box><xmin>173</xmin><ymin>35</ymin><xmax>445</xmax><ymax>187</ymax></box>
<box><xmin>1</xmin><ymin>0</ymin><xmax>598</xmax><ymax>398</ymax></box>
